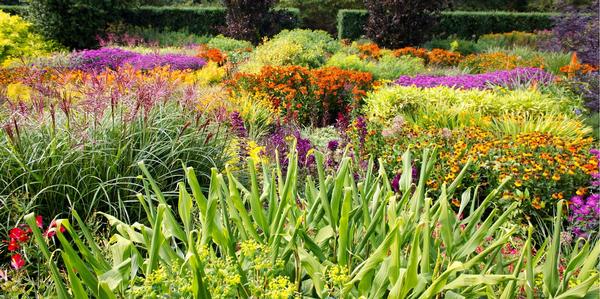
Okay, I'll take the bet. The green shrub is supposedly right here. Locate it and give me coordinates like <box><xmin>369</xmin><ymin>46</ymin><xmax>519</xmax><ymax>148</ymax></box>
<box><xmin>0</xmin><ymin>9</ymin><xmax>56</xmax><ymax>64</ymax></box>
<box><xmin>240</xmin><ymin>29</ymin><xmax>340</xmax><ymax>72</ymax></box>
<box><xmin>28</xmin><ymin>0</ymin><xmax>134</xmax><ymax>49</ymax></box>
<box><xmin>325</xmin><ymin>51</ymin><xmax>425</xmax><ymax>80</ymax></box>
<box><xmin>337</xmin><ymin>9</ymin><xmax>557</xmax><ymax>41</ymax></box>
<box><xmin>424</xmin><ymin>38</ymin><xmax>483</xmax><ymax>55</ymax></box>
<box><xmin>207</xmin><ymin>34</ymin><xmax>253</xmax><ymax>52</ymax></box>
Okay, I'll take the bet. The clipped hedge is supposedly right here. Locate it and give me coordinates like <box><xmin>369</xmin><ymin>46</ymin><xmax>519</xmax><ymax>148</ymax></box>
<box><xmin>439</xmin><ymin>11</ymin><xmax>557</xmax><ymax>38</ymax></box>
<box><xmin>336</xmin><ymin>9</ymin><xmax>367</xmax><ymax>40</ymax></box>
<box><xmin>121</xmin><ymin>6</ymin><xmax>227</xmax><ymax>36</ymax></box>
<box><xmin>0</xmin><ymin>5</ymin><xmax>298</xmax><ymax>37</ymax></box>
<box><xmin>0</xmin><ymin>4</ymin><xmax>26</xmax><ymax>15</ymax></box>
<box><xmin>122</xmin><ymin>6</ymin><xmax>299</xmax><ymax>36</ymax></box>
<box><xmin>338</xmin><ymin>9</ymin><xmax>558</xmax><ymax>40</ymax></box>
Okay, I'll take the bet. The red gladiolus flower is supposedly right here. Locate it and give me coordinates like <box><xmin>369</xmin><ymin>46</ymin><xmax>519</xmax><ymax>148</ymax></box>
<box><xmin>35</xmin><ymin>215</ymin><xmax>43</xmax><ymax>228</ymax></box>
<box><xmin>7</xmin><ymin>239</ymin><xmax>20</xmax><ymax>251</ymax></box>
<box><xmin>9</xmin><ymin>227</ymin><xmax>29</xmax><ymax>243</ymax></box>
<box><xmin>10</xmin><ymin>253</ymin><xmax>25</xmax><ymax>270</ymax></box>
<box><xmin>44</xmin><ymin>219</ymin><xmax>65</xmax><ymax>238</ymax></box>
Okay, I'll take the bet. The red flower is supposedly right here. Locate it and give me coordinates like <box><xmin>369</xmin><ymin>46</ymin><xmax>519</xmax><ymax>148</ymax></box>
<box><xmin>10</xmin><ymin>253</ymin><xmax>25</xmax><ymax>270</ymax></box>
<box><xmin>9</xmin><ymin>227</ymin><xmax>29</xmax><ymax>243</ymax></box>
<box><xmin>7</xmin><ymin>239</ymin><xmax>20</xmax><ymax>251</ymax></box>
<box><xmin>44</xmin><ymin>219</ymin><xmax>65</xmax><ymax>238</ymax></box>
<box><xmin>35</xmin><ymin>215</ymin><xmax>43</xmax><ymax>228</ymax></box>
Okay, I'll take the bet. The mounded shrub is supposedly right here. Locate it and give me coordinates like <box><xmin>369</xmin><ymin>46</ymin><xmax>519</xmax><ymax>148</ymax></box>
<box><xmin>239</xmin><ymin>29</ymin><xmax>341</xmax><ymax>72</ymax></box>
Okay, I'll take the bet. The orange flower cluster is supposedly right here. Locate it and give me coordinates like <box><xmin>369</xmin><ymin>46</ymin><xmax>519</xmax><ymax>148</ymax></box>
<box><xmin>363</xmin><ymin>124</ymin><xmax>597</xmax><ymax>218</ymax></box>
<box><xmin>393</xmin><ymin>47</ymin><xmax>427</xmax><ymax>59</ymax></box>
<box><xmin>357</xmin><ymin>43</ymin><xmax>382</xmax><ymax>59</ymax></box>
<box><xmin>426</xmin><ymin>49</ymin><xmax>463</xmax><ymax>66</ymax></box>
<box><xmin>232</xmin><ymin>66</ymin><xmax>374</xmax><ymax>126</ymax></box>
<box><xmin>394</xmin><ymin>47</ymin><xmax>462</xmax><ymax>66</ymax></box>
<box><xmin>459</xmin><ymin>52</ymin><xmax>545</xmax><ymax>73</ymax></box>
<box><xmin>196</xmin><ymin>45</ymin><xmax>226</xmax><ymax>65</ymax></box>
<box><xmin>559</xmin><ymin>53</ymin><xmax>598</xmax><ymax>78</ymax></box>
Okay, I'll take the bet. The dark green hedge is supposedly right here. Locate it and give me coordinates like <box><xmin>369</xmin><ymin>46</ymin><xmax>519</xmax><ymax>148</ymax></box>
<box><xmin>439</xmin><ymin>11</ymin><xmax>557</xmax><ymax>38</ymax></box>
<box><xmin>121</xmin><ymin>6</ymin><xmax>227</xmax><ymax>35</ymax></box>
<box><xmin>338</xmin><ymin>9</ymin><xmax>558</xmax><ymax>40</ymax></box>
<box><xmin>0</xmin><ymin>5</ymin><xmax>299</xmax><ymax>36</ymax></box>
<box><xmin>336</xmin><ymin>9</ymin><xmax>367</xmax><ymax>40</ymax></box>
<box><xmin>0</xmin><ymin>4</ymin><xmax>26</xmax><ymax>15</ymax></box>
<box><xmin>123</xmin><ymin>6</ymin><xmax>299</xmax><ymax>36</ymax></box>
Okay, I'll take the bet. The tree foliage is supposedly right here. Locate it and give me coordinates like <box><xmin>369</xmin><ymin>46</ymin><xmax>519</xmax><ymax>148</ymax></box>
<box><xmin>363</xmin><ymin>0</ymin><xmax>450</xmax><ymax>48</ymax></box>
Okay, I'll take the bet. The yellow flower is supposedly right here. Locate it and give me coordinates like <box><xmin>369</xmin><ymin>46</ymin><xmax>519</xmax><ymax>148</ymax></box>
<box><xmin>6</xmin><ymin>82</ymin><xmax>31</xmax><ymax>102</ymax></box>
<box><xmin>266</xmin><ymin>276</ymin><xmax>295</xmax><ymax>299</ymax></box>
<box><xmin>247</xmin><ymin>140</ymin><xmax>267</xmax><ymax>165</ymax></box>
<box><xmin>514</xmin><ymin>180</ymin><xmax>523</xmax><ymax>187</ymax></box>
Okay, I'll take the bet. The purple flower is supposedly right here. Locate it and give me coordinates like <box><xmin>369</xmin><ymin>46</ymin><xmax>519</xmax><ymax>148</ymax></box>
<box><xmin>568</xmin><ymin>193</ymin><xmax>600</xmax><ymax>239</ymax></box>
<box><xmin>327</xmin><ymin>140</ymin><xmax>339</xmax><ymax>151</ymax></box>
<box><xmin>122</xmin><ymin>53</ymin><xmax>206</xmax><ymax>71</ymax></box>
<box><xmin>354</xmin><ymin>116</ymin><xmax>368</xmax><ymax>146</ymax></box>
<box><xmin>70</xmin><ymin>48</ymin><xmax>206</xmax><ymax>71</ymax></box>
<box><xmin>395</xmin><ymin>68</ymin><xmax>555</xmax><ymax>90</ymax></box>
<box><xmin>294</xmin><ymin>131</ymin><xmax>315</xmax><ymax>168</ymax></box>
<box><xmin>230</xmin><ymin>111</ymin><xmax>247</xmax><ymax>138</ymax></box>
<box><xmin>391</xmin><ymin>173</ymin><xmax>401</xmax><ymax>193</ymax></box>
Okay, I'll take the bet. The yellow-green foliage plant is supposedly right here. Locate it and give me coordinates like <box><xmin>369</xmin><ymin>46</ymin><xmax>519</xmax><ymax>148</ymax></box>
<box><xmin>28</xmin><ymin>147</ymin><xmax>600</xmax><ymax>298</ymax></box>
<box><xmin>363</xmin><ymin>85</ymin><xmax>583</xmax><ymax>127</ymax></box>
<box><xmin>186</xmin><ymin>61</ymin><xmax>227</xmax><ymax>86</ymax></box>
<box><xmin>0</xmin><ymin>10</ymin><xmax>57</xmax><ymax>65</ymax></box>
<box><xmin>239</xmin><ymin>29</ymin><xmax>340</xmax><ymax>73</ymax></box>
<box><xmin>325</xmin><ymin>51</ymin><xmax>425</xmax><ymax>80</ymax></box>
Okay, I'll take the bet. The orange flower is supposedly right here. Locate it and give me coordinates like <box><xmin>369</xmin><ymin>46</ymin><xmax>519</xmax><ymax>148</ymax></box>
<box><xmin>196</xmin><ymin>45</ymin><xmax>226</xmax><ymax>64</ymax></box>
<box><xmin>357</xmin><ymin>43</ymin><xmax>382</xmax><ymax>59</ymax></box>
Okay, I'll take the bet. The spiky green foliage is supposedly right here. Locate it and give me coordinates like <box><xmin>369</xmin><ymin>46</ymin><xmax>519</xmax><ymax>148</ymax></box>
<box><xmin>29</xmin><ymin>146</ymin><xmax>599</xmax><ymax>298</ymax></box>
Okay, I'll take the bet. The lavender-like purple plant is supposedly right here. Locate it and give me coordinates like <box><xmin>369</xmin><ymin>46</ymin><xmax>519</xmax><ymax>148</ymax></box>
<box><xmin>395</xmin><ymin>68</ymin><xmax>555</xmax><ymax>90</ymax></box>
<box><xmin>70</xmin><ymin>48</ymin><xmax>206</xmax><ymax>71</ymax></box>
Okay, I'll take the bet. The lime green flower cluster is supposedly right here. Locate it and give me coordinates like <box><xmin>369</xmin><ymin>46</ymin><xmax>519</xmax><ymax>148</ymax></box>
<box><xmin>129</xmin><ymin>263</ymin><xmax>194</xmax><ymax>298</ymax></box>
